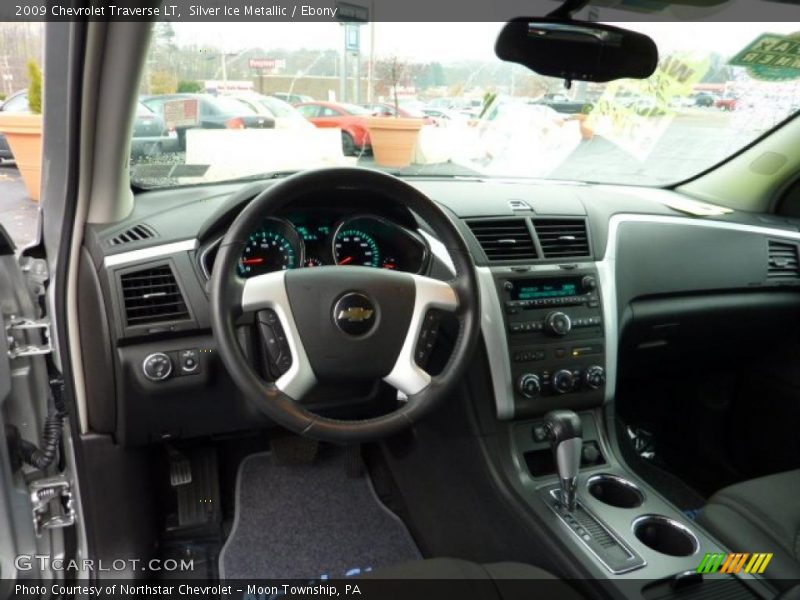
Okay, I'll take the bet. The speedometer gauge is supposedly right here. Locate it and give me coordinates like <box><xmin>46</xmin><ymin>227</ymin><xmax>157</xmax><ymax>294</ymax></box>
<box><xmin>238</xmin><ymin>218</ymin><xmax>304</xmax><ymax>277</ymax></box>
<box><xmin>334</xmin><ymin>229</ymin><xmax>381</xmax><ymax>267</ymax></box>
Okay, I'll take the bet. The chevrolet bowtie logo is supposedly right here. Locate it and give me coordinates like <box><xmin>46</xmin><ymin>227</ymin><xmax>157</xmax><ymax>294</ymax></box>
<box><xmin>337</xmin><ymin>307</ymin><xmax>374</xmax><ymax>322</ymax></box>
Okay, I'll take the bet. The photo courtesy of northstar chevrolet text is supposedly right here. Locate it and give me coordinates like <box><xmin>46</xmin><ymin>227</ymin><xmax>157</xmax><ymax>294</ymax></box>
<box><xmin>2</xmin><ymin>0</ymin><xmax>800</xmax><ymax>599</ymax></box>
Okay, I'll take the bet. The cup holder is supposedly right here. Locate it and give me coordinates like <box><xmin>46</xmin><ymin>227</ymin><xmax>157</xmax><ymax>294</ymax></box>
<box><xmin>633</xmin><ymin>515</ymin><xmax>699</xmax><ymax>557</ymax></box>
<box><xmin>587</xmin><ymin>475</ymin><xmax>644</xmax><ymax>509</ymax></box>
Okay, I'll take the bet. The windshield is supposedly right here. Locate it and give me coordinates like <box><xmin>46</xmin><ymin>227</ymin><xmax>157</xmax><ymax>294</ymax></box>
<box><xmin>130</xmin><ymin>22</ymin><xmax>800</xmax><ymax>188</ymax></box>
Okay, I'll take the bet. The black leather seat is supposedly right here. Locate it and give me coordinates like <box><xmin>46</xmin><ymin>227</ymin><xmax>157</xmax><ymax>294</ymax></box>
<box><xmin>366</xmin><ymin>558</ymin><xmax>584</xmax><ymax>599</ymax></box>
<box><xmin>697</xmin><ymin>469</ymin><xmax>800</xmax><ymax>589</ymax></box>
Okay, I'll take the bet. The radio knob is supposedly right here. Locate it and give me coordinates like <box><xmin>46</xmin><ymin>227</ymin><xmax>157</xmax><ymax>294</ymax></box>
<box><xmin>544</xmin><ymin>311</ymin><xmax>572</xmax><ymax>336</ymax></box>
<box><xmin>517</xmin><ymin>373</ymin><xmax>541</xmax><ymax>399</ymax></box>
<box><xmin>552</xmin><ymin>369</ymin><xmax>575</xmax><ymax>394</ymax></box>
<box><xmin>581</xmin><ymin>275</ymin><xmax>597</xmax><ymax>291</ymax></box>
<box><xmin>584</xmin><ymin>365</ymin><xmax>606</xmax><ymax>389</ymax></box>
<box><xmin>143</xmin><ymin>352</ymin><xmax>173</xmax><ymax>382</ymax></box>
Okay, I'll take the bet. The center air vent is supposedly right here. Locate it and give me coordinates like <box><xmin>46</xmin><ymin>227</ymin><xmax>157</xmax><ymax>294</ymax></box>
<box><xmin>109</xmin><ymin>224</ymin><xmax>156</xmax><ymax>246</ymax></box>
<box><xmin>533</xmin><ymin>219</ymin><xmax>590</xmax><ymax>258</ymax></box>
<box><xmin>767</xmin><ymin>240</ymin><xmax>800</xmax><ymax>280</ymax></box>
<box><xmin>467</xmin><ymin>219</ymin><xmax>537</xmax><ymax>261</ymax></box>
<box><xmin>120</xmin><ymin>265</ymin><xmax>189</xmax><ymax>327</ymax></box>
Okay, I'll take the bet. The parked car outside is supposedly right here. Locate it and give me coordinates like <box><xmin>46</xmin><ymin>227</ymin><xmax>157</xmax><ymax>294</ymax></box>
<box><xmin>716</xmin><ymin>96</ymin><xmax>739</xmax><ymax>111</ymax></box>
<box><xmin>130</xmin><ymin>101</ymin><xmax>177</xmax><ymax>157</ymax></box>
<box><xmin>271</xmin><ymin>92</ymin><xmax>314</xmax><ymax>104</ymax></box>
<box><xmin>224</xmin><ymin>92</ymin><xmax>313</xmax><ymax>130</ymax></box>
<box><xmin>294</xmin><ymin>101</ymin><xmax>373</xmax><ymax>155</ymax></box>
<box><xmin>141</xmin><ymin>93</ymin><xmax>275</xmax><ymax>150</ymax></box>
<box><xmin>694</xmin><ymin>92</ymin><xmax>717</xmax><ymax>107</ymax></box>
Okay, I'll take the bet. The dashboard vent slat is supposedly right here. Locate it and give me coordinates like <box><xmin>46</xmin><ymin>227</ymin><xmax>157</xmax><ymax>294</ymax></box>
<box><xmin>467</xmin><ymin>219</ymin><xmax>538</xmax><ymax>261</ymax></box>
<box><xmin>533</xmin><ymin>219</ymin><xmax>590</xmax><ymax>258</ymax></box>
<box><xmin>109</xmin><ymin>224</ymin><xmax>156</xmax><ymax>246</ymax></box>
<box><xmin>120</xmin><ymin>265</ymin><xmax>189</xmax><ymax>326</ymax></box>
<box><xmin>767</xmin><ymin>240</ymin><xmax>800</xmax><ymax>280</ymax></box>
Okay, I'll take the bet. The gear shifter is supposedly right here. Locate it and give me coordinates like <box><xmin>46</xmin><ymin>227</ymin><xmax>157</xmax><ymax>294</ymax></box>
<box><xmin>543</xmin><ymin>410</ymin><xmax>583</xmax><ymax>512</ymax></box>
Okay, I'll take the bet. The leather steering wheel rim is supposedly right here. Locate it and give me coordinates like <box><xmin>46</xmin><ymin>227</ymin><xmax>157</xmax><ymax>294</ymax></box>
<box><xmin>209</xmin><ymin>167</ymin><xmax>480</xmax><ymax>443</ymax></box>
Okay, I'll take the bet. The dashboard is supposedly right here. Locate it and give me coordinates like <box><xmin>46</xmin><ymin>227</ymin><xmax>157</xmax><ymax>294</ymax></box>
<box><xmin>200</xmin><ymin>209</ymin><xmax>429</xmax><ymax>279</ymax></box>
<box><xmin>84</xmin><ymin>177</ymin><xmax>800</xmax><ymax>446</ymax></box>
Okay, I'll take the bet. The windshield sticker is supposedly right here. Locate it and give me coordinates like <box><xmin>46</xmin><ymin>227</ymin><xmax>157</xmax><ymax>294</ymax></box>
<box><xmin>584</xmin><ymin>52</ymin><xmax>710</xmax><ymax>161</ymax></box>
<box><xmin>729</xmin><ymin>33</ymin><xmax>800</xmax><ymax>82</ymax></box>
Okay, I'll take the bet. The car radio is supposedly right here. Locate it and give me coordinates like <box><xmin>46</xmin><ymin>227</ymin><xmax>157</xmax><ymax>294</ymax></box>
<box><xmin>496</xmin><ymin>270</ymin><xmax>606</xmax><ymax>416</ymax></box>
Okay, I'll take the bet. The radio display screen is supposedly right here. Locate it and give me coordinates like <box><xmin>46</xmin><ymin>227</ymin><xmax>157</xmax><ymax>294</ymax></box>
<box><xmin>511</xmin><ymin>277</ymin><xmax>582</xmax><ymax>300</ymax></box>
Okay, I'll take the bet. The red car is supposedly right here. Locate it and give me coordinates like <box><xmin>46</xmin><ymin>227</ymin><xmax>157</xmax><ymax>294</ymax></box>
<box><xmin>294</xmin><ymin>101</ymin><xmax>373</xmax><ymax>156</ymax></box>
<box><xmin>716</xmin><ymin>96</ymin><xmax>738</xmax><ymax>111</ymax></box>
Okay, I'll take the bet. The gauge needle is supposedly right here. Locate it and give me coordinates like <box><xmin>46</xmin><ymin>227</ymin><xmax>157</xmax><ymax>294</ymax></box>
<box><xmin>383</xmin><ymin>263</ymin><xmax>396</xmax><ymax>270</ymax></box>
<box><xmin>339</xmin><ymin>256</ymin><xmax>353</xmax><ymax>265</ymax></box>
<box><xmin>242</xmin><ymin>258</ymin><xmax>265</xmax><ymax>265</ymax></box>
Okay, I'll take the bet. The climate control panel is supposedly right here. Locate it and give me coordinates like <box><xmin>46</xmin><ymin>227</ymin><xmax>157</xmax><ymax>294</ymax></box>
<box><xmin>496</xmin><ymin>269</ymin><xmax>606</xmax><ymax>416</ymax></box>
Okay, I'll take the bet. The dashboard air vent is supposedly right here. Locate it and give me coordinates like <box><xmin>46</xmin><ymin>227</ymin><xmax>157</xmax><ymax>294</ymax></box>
<box><xmin>109</xmin><ymin>224</ymin><xmax>156</xmax><ymax>246</ymax></box>
<box><xmin>767</xmin><ymin>240</ymin><xmax>800</xmax><ymax>280</ymax></box>
<box><xmin>120</xmin><ymin>265</ymin><xmax>189</xmax><ymax>326</ymax></box>
<box><xmin>467</xmin><ymin>219</ymin><xmax>537</xmax><ymax>261</ymax></box>
<box><xmin>533</xmin><ymin>219</ymin><xmax>590</xmax><ymax>258</ymax></box>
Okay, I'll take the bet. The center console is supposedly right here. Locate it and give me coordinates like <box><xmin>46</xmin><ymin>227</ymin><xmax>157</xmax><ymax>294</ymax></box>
<box><xmin>477</xmin><ymin>261</ymin><xmax>774</xmax><ymax>598</ymax></box>
<box><xmin>495</xmin><ymin>267</ymin><xmax>606</xmax><ymax>417</ymax></box>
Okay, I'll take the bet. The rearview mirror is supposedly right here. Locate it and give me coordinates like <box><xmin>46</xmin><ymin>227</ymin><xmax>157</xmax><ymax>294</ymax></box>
<box><xmin>495</xmin><ymin>18</ymin><xmax>659</xmax><ymax>83</ymax></box>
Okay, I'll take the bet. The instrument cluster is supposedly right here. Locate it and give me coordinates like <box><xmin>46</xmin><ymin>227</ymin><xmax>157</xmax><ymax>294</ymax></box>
<box><xmin>202</xmin><ymin>213</ymin><xmax>429</xmax><ymax>279</ymax></box>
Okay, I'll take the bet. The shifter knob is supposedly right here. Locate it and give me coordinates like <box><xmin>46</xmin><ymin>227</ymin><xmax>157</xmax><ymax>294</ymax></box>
<box><xmin>543</xmin><ymin>410</ymin><xmax>583</xmax><ymax>512</ymax></box>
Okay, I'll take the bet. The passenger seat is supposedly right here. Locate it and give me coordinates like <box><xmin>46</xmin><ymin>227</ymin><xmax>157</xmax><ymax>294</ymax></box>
<box><xmin>697</xmin><ymin>470</ymin><xmax>800</xmax><ymax>589</ymax></box>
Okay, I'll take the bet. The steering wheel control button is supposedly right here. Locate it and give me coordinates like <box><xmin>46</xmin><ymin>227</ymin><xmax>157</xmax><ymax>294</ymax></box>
<box><xmin>415</xmin><ymin>309</ymin><xmax>443</xmax><ymax>367</ymax></box>
<box><xmin>333</xmin><ymin>292</ymin><xmax>377</xmax><ymax>336</ymax></box>
<box><xmin>143</xmin><ymin>352</ymin><xmax>173</xmax><ymax>382</ymax></box>
<box><xmin>179</xmin><ymin>349</ymin><xmax>200</xmax><ymax>374</ymax></box>
<box><xmin>258</xmin><ymin>309</ymin><xmax>293</xmax><ymax>377</ymax></box>
<box><xmin>544</xmin><ymin>311</ymin><xmax>572</xmax><ymax>336</ymax></box>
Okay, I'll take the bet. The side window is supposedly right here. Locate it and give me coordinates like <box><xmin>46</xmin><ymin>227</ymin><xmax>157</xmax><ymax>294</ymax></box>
<box><xmin>297</xmin><ymin>105</ymin><xmax>319</xmax><ymax>118</ymax></box>
<box><xmin>319</xmin><ymin>107</ymin><xmax>340</xmax><ymax>117</ymax></box>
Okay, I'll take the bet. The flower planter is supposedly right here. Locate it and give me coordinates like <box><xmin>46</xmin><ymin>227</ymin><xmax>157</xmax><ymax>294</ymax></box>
<box><xmin>0</xmin><ymin>113</ymin><xmax>43</xmax><ymax>202</ymax></box>
<box><xmin>366</xmin><ymin>117</ymin><xmax>425</xmax><ymax>168</ymax></box>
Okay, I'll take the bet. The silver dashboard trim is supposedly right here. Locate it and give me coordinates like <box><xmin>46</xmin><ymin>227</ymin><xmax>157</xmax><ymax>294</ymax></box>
<box><xmin>418</xmin><ymin>229</ymin><xmax>456</xmax><ymax>274</ymax></box>
<box><xmin>104</xmin><ymin>239</ymin><xmax>198</xmax><ymax>267</ymax></box>
<box><xmin>476</xmin><ymin>266</ymin><xmax>515</xmax><ymax>419</ymax></box>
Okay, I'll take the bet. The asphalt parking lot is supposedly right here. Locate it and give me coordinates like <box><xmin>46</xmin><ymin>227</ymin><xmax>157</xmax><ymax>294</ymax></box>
<box><xmin>0</xmin><ymin>164</ymin><xmax>38</xmax><ymax>250</ymax></box>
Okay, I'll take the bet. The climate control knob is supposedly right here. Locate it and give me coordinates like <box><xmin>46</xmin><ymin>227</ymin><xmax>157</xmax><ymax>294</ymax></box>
<box><xmin>517</xmin><ymin>374</ymin><xmax>541</xmax><ymax>399</ymax></box>
<box><xmin>584</xmin><ymin>365</ymin><xmax>606</xmax><ymax>389</ymax></box>
<box><xmin>552</xmin><ymin>369</ymin><xmax>575</xmax><ymax>394</ymax></box>
<box><xmin>143</xmin><ymin>352</ymin><xmax>173</xmax><ymax>382</ymax></box>
<box><xmin>544</xmin><ymin>311</ymin><xmax>572</xmax><ymax>336</ymax></box>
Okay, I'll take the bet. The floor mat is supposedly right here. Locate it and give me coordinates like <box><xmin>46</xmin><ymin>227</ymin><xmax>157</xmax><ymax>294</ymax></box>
<box><xmin>219</xmin><ymin>450</ymin><xmax>421</xmax><ymax>579</ymax></box>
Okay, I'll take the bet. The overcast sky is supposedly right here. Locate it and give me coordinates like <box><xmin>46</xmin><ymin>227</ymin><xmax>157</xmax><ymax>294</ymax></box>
<box><xmin>173</xmin><ymin>19</ymin><xmax>800</xmax><ymax>64</ymax></box>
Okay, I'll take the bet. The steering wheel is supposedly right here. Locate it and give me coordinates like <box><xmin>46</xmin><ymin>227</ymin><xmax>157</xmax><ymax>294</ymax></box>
<box><xmin>209</xmin><ymin>168</ymin><xmax>480</xmax><ymax>442</ymax></box>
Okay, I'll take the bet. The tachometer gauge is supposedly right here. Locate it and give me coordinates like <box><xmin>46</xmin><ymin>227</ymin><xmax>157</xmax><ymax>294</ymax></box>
<box><xmin>238</xmin><ymin>219</ymin><xmax>303</xmax><ymax>277</ymax></box>
<box><xmin>334</xmin><ymin>229</ymin><xmax>381</xmax><ymax>268</ymax></box>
